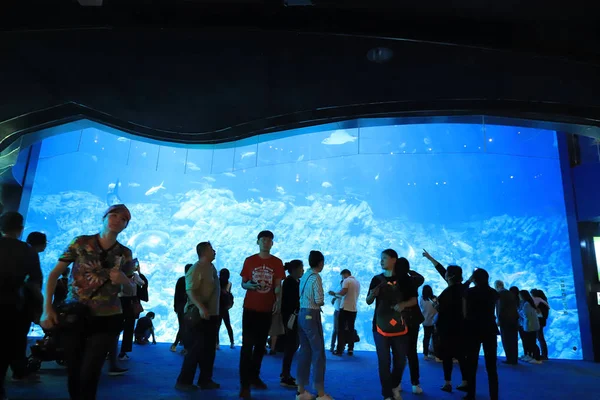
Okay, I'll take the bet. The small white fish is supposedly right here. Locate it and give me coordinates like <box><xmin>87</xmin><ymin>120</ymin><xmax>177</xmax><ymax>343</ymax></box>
<box><xmin>322</xmin><ymin>182</ymin><xmax>332</xmax><ymax>188</ymax></box>
<box><xmin>186</xmin><ymin>162</ymin><xmax>201</xmax><ymax>171</ymax></box>
<box><xmin>276</xmin><ymin>186</ymin><xmax>286</xmax><ymax>195</ymax></box>
<box><xmin>117</xmin><ymin>137</ymin><xmax>129</xmax><ymax>142</ymax></box>
<box><xmin>128</xmin><ymin>182</ymin><xmax>140</xmax><ymax>188</ymax></box>
<box><xmin>240</xmin><ymin>151</ymin><xmax>256</xmax><ymax>159</ymax></box>
<box><xmin>400</xmin><ymin>142</ymin><xmax>407</xmax><ymax>148</ymax></box>
<box><xmin>145</xmin><ymin>181</ymin><xmax>166</xmax><ymax>196</ymax></box>
<box><xmin>424</xmin><ymin>137</ymin><xmax>431</xmax><ymax>145</ymax></box>
<box><xmin>248</xmin><ymin>188</ymin><xmax>260</xmax><ymax>193</ymax></box>
<box><xmin>375</xmin><ymin>174</ymin><xmax>380</xmax><ymax>180</ymax></box>
<box><xmin>297</xmin><ymin>154</ymin><xmax>305</xmax><ymax>162</ymax></box>
<box><xmin>141</xmin><ymin>152</ymin><xmax>147</xmax><ymax>157</ymax></box>
<box><xmin>305</xmin><ymin>195</ymin><xmax>316</xmax><ymax>201</ymax></box>
<box><xmin>321</xmin><ymin>130</ymin><xmax>358</xmax><ymax>145</ymax></box>
<box><xmin>91</xmin><ymin>155</ymin><xmax>98</xmax><ymax>162</ymax></box>
<box><xmin>108</xmin><ymin>182</ymin><xmax>116</xmax><ymax>189</ymax></box>
<box><xmin>223</xmin><ymin>172</ymin><xmax>236</xmax><ymax>177</ymax></box>
<box><xmin>202</xmin><ymin>176</ymin><xmax>216</xmax><ymax>182</ymax></box>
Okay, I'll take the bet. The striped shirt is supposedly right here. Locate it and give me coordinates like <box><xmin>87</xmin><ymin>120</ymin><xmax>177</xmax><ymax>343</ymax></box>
<box><xmin>299</xmin><ymin>270</ymin><xmax>324</xmax><ymax>310</ymax></box>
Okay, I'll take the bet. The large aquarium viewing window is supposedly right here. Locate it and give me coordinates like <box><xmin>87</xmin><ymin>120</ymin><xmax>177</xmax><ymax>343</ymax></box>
<box><xmin>22</xmin><ymin>118</ymin><xmax>582</xmax><ymax>359</ymax></box>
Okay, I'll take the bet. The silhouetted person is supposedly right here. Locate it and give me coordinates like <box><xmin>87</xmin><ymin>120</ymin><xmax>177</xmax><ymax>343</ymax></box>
<box><xmin>531</xmin><ymin>289</ymin><xmax>550</xmax><ymax>360</ymax></box>
<box><xmin>217</xmin><ymin>268</ymin><xmax>235</xmax><ymax>349</ymax></box>
<box><xmin>423</xmin><ymin>250</ymin><xmax>469</xmax><ymax>393</ymax></box>
<box><xmin>0</xmin><ymin>212</ymin><xmax>42</xmax><ymax>398</ymax></box>
<box><xmin>464</xmin><ymin>269</ymin><xmax>499</xmax><ymax>400</ymax></box>
<box><xmin>494</xmin><ymin>280</ymin><xmax>519</xmax><ymax>364</ymax></box>
<box><xmin>280</xmin><ymin>259</ymin><xmax>304</xmax><ymax>388</ymax></box>
<box><xmin>396</xmin><ymin>258</ymin><xmax>425</xmax><ymax>395</ymax></box>
<box><xmin>509</xmin><ymin>286</ymin><xmax>526</xmax><ymax>356</ymax></box>
<box><xmin>171</xmin><ymin>263</ymin><xmax>192</xmax><ymax>352</ymax></box>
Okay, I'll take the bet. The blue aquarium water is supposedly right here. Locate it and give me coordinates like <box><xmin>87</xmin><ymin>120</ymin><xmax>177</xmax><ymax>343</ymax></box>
<box><xmin>23</xmin><ymin>120</ymin><xmax>582</xmax><ymax>359</ymax></box>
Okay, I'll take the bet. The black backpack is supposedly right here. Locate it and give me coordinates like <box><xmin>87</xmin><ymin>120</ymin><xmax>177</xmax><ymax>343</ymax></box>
<box><xmin>375</xmin><ymin>276</ymin><xmax>408</xmax><ymax>337</ymax></box>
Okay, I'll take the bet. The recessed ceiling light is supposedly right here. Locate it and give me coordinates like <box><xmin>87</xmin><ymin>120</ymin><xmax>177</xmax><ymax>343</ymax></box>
<box><xmin>367</xmin><ymin>47</ymin><xmax>394</xmax><ymax>63</ymax></box>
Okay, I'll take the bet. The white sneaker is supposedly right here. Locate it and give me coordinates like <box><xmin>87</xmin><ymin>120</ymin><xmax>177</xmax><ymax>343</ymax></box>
<box><xmin>392</xmin><ymin>385</ymin><xmax>402</xmax><ymax>400</ymax></box>
<box><xmin>435</xmin><ymin>357</ymin><xmax>442</xmax><ymax>363</ymax></box>
<box><xmin>316</xmin><ymin>395</ymin><xmax>334</xmax><ymax>400</ymax></box>
<box><xmin>412</xmin><ymin>385</ymin><xmax>423</xmax><ymax>394</ymax></box>
<box><xmin>522</xmin><ymin>355</ymin><xmax>532</xmax><ymax>362</ymax></box>
<box><xmin>118</xmin><ymin>354</ymin><xmax>130</xmax><ymax>361</ymax></box>
<box><xmin>296</xmin><ymin>392</ymin><xmax>314</xmax><ymax>400</ymax></box>
<box><xmin>529</xmin><ymin>359</ymin><xmax>542</xmax><ymax>364</ymax></box>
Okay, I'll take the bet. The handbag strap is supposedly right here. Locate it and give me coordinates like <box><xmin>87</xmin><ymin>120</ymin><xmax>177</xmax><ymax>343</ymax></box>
<box><xmin>295</xmin><ymin>272</ymin><xmax>314</xmax><ymax>313</ymax></box>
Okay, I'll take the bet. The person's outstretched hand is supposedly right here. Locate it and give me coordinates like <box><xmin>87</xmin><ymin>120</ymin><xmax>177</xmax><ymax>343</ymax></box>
<box><xmin>422</xmin><ymin>249</ymin><xmax>432</xmax><ymax>260</ymax></box>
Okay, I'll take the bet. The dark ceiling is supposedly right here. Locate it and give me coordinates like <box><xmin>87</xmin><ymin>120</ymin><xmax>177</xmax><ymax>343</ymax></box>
<box><xmin>1</xmin><ymin>0</ymin><xmax>600</xmax><ymax>149</ymax></box>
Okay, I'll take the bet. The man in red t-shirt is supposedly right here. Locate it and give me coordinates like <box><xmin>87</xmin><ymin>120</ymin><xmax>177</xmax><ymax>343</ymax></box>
<box><xmin>238</xmin><ymin>230</ymin><xmax>285</xmax><ymax>399</ymax></box>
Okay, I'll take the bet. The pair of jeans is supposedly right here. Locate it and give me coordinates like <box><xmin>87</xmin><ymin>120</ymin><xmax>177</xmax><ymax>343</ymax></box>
<box><xmin>218</xmin><ymin>309</ymin><xmax>234</xmax><ymax>345</ymax></box>
<box><xmin>9</xmin><ymin>313</ymin><xmax>32</xmax><ymax>378</ymax></box>
<box><xmin>119</xmin><ymin>297</ymin><xmax>136</xmax><ymax>354</ymax></box>
<box><xmin>422</xmin><ymin>325</ymin><xmax>434</xmax><ymax>357</ymax></box>
<box><xmin>537</xmin><ymin>326</ymin><xmax>548</xmax><ymax>358</ymax></box>
<box><xmin>281</xmin><ymin>325</ymin><xmax>300</xmax><ymax>378</ymax></box>
<box><xmin>336</xmin><ymin>310</ymin><xmax>357</xmax><ymax>353</ymax></box>
<box><xmin>439</xmin><ymin>334</ymin><xmax>467</xmax><ymax>382</ymax></box>
<box><xmin>465</xmin><ymin>334</ymin><xmax>498</xmax><ymax>400</ymax></box>
<box><xmin>173</xmin><ymin>311</ymin><xmax>185</xmax><ymax>347</ymax></box>
<box><xmin>177</xmin><ymin>316</ymin><xmax>219</xmax><ymax>385</ymax></box>
<box><xmin>296</xmin><ymin>308</ymin><xmax>326</xmax><ymax>392</ymax></box>
<box><xmin>330</xmin><ymin>310</ymin><xmax>339</xmax><ymax>350</ymax></box>
<box><xmin>1</xmin><ymin>308</ymin><xmax>23</xmax><ymax>399</ymax></box>
<box><xmin>403</xmin><ymin>323</ymin><xmax>420</xmax><ymax>385</ymax></box>
<box><xmin>63</xmin><ymin>316</ymin><xmax>122</xmax><ymax>400</ymax></box>
<box><xmin>499</xmin><ymin>324</ymin><xmax>519</xmax><ymax>364</ymax></box>
<box><xmin>522</xmin><ymin>330</ymin><xmax>540</xmax><ymax>360</ymax></box>
<box><xmin>374</xmin><ymin>330</ymin><xmax>409</xmax><ymax>399</ymax></box>
<box><xmin>239</xmin><ymin>309</ymin><xmax>272</xmax><ymax>388</ymax></box>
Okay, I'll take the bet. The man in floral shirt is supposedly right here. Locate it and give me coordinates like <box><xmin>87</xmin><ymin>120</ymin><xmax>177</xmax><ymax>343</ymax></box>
<box><xmin>41</xmin><ymin>204</ymin><xmax>135</xmax><ymax>400</ymax></box>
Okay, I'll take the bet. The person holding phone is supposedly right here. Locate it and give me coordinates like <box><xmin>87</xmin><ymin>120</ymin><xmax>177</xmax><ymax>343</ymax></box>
<box><xmin>238</xmin><ymin>230</ymin><xmax>285</xmax><ymax>399</ymax></box>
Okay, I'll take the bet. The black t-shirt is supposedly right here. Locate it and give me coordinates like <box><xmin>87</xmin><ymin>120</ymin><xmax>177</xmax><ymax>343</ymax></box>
<box><xmin>0</xmin><ymin>237</ymin><xmax>42</xmax><ymax>309</ymax></box>
<box><xmin>464</xmin><ymin>285</ymin><xmax>499</xmax><ymax>336</ymax></box>
<box><xmin>436</xmin><ymin>284</ymin><xmax>467</xmax><ymax>335</ymax></box>
<box><xmin>135</xmin><ymin>316</ymin><xmax>153</xmax><ymax>335</ymax></box>
<box><xmin>369</xmin><ymin>273</ymin><xmax>418</xmax><ymax>332</ymax></box>
<box><xmin>281</xmin><ymin>276</ymin><xmax>300</xmax><ymax>323</ymax></box>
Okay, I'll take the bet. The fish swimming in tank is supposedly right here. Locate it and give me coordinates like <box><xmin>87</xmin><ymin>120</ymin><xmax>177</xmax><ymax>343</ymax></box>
<box><xmin>145</xmin><ymin>181</ymin><xmax>166</xmax><ymax>196</ymax></box>
<box><xmin>106</xmin><ymin>179</ymin><xmax>123</xmax><ymax>206</ymax></box>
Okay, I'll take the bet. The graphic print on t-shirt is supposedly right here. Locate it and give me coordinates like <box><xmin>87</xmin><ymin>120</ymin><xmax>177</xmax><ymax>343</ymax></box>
<box><xmin>252</xmin><ymin>265</ymin><xmax>274</xmax><ymax>294</ymax></box>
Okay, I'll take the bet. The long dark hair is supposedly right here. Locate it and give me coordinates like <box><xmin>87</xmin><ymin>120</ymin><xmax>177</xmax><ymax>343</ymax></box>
<box><xmin>219</xmin><ymin>268</ymin><xmax>230</xmax><ymax>289</ymax></box>
<box><xmin>531</xmin><ymin>288</ymin><xmax>548</xmax><ymax>303</ymax></box>
<box><xmin>519</xmin><ymin>290</ymin><xmax>536</xmax><ymax>308</ymax></box>
<box><xmin>422</xmin><ymin>285</ymin><xmax>435</xmax><ymax>301</ymax></box>
<box><xmin>509</xmin><ymin>286</ymin><xmax>520</xmax><ymax>303</ymax></box>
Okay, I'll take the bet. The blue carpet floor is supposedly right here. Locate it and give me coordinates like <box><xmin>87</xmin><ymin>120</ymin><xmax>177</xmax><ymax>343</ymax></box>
<box><xmin>5</xmin><ymin>340</ymin><xmax>600</xmax><ymax>400</ymax></box>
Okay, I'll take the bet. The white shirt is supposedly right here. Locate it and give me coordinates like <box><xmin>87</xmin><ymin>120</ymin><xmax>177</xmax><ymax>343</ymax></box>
<box><xmin>333</xmin><ymin>281</ymin><xmax>343</xmax><ymax>311</ymax></box>
<box><xmin>341</xmin><ymin>276</ymin><xmax>360</xmax><ymax>312</ymax></box>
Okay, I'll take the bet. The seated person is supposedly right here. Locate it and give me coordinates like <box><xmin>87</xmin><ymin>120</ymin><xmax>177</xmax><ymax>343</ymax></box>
<box><xmin>134</xmin><ymin>312</ymin><xmax>156</xmax><ymax>345</ymax></box>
